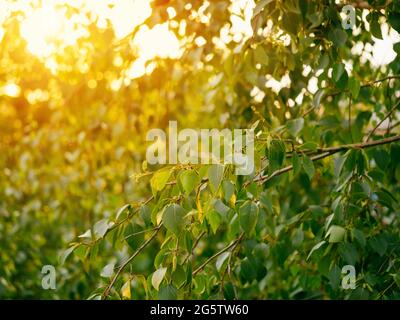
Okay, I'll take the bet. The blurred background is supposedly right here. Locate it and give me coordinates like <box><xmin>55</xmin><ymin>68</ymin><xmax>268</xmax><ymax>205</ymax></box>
<box><xmin>0</xmin><ymin>0</ymin><xmax>255</xmax><ymax>299</ymax></box>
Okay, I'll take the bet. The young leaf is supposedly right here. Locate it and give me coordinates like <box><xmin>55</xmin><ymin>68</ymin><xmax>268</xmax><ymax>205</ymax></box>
<box><xmin>368</xmin><ymin>12</ymin><xmax>383</xmax><ymax>39</ymax></box>
<box><xmin>268</xmin><ymin>140</ymin><xmax>286</xmax><ymax>172</ymax></box>
<box><xmin>59</xmin><ymin>245</ymin><xmax>78</xmax><ymax>265</ymax></box>
<box><xmin>179</xmin><ymin>169</ymin><xmax>200</xmax><ymax>195</ymax></box>
<box><xmin>150</xmin><ymin>168</ymin><xmax>172</xmax><ymax>195</ymax></box>
<box><xmin>313</xmin><ymin>89</ymin><xmax>325</xmax><ymax>108</ymax></box>
<box><xmin>162</xmin><ymin>204</ymin><xmax>185</xmax><ymax>235</ymax></box>
<box><xmin>239</xmin><ymin>201</ymin><xmax>259</xmax><ymax>235</ymax></box>
<box><xmin>94</xmin><ymin>219</ymin><xmax>110</xmax><ymax>239</ymax></box>
<box><xmin>286</xmin><ymin>118</ymin><xmax>304</xmax><ymax>137</ymax></box>
<box><xmin>332</xmin><ymin>63</ymin><xmax>348</xmax><ymax>91</ymax></box>
<box><xmin>216</xmin><ymin>252</ymin><xmax>230</xmax><ymax>272</ymax></box>
<box><xmin>206</xmin><ymin>210</ymin><xmax>221</xmax><ymax>234</ymax></box>
<box><xmin>292</xmin><ymin>152</ymin><xmax>301</xmax><ymax>176</ymax></box>
<box><xmin>100</xmin><ymin>263</ymin><xmax>115</xmax><ymax>278</ymax></box>
<box><xmin>208</xmin><ymin>164</ymin><xmax>224</xmax><ymax>193</ymax></box>
<box><xmin>307</xmin><ymin>240</ymin><xmax>326</xmax><ymax>260</ymax></box>
<box><xmin>121</xmin><ymin>280</ymin><xmax>131</xmax><ymax>299</ymax></box>
<box><xmin>152</xmin><ymin>267</ymin><xmax>167</xmax><ymax>291</ymax></box>
<box><xmin>302</xmin><ymin>155</ymin><xmax>315</xmax><ymax>180</ymax></box>
<box><xmin>326</xmin><ymin>225</ymin><xmax>346</xmax><ymax>243</ymax></box>
<box><xmin>348</xmin><ymin>77</ymin><xmax>360</xmax><ymax>99</ymax></box>
<box><xmin>328</xmin><ymin>28</ymin><xmax>347</xmax><ymax>47</ymax></box>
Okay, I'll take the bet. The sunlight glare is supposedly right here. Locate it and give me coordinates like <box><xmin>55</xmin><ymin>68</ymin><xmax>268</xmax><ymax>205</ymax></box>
<box><xmin>16</xmin><ymin>0</ymin><xmax>182</xmax><ymax>77</ymax></box>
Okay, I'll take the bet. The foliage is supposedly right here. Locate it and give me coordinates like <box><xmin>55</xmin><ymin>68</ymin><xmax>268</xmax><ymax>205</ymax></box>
<box><xmin>1</xmin><ymin>0</ymin><xmax>400</xmax><ymax>300</ymax></box>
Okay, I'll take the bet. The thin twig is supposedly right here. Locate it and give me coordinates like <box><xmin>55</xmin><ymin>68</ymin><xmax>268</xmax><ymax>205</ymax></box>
<box><xmin>192</xmin><ymin>234</ymin><xmax>244</xmax><ymax>277</ymax></box>
<box><xmin>123</xmin><ymin>227</ymin><xmax>159</xmax><ymax>241</ymax></box>
<box><xmin>182</xmin><ymin>231</ymin><xmax>206</xmax><ymax>264</ymax></box>
<box><xmin>302</xmin><ymin>75</ymin><xmax>400</xmax><ymax>117</ymax></box>
<box><xmin>366</xmin><ymin>100</ymin><xmax>400</xmax><ymax>141</ymax></box>
<box><xmin>220</xmin><ymin>233</ymin><xmax>244</xmax><ymax>294</ymax></box>
<box><xmin>102</xmin><ymin>225</ymin><xmax>162</xmax><ymax>299</ymax></box>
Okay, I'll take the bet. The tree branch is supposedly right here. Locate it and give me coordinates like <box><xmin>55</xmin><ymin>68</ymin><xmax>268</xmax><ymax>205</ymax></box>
<box><xmin>192</xmin><ymin>233</ymin><xmax>244</xmax><ymax>277</ymax></box>
<box><xmin>255</xmin><ymin>135</ymin><xmax>400</xmax><ymax>184</ymax></box>
<box><xmin>366</xmin><ymin>99</ymin><xmax>400</xmax><ymax>141</ymax></box>
<box><xmin>102</xmin><ymin>225</ymin><xmax>161</xmax><ymax>299</ymax></box>
<box><xmin>302</xmin><ymin>75</ymin><xmax>400</xmax><ymax>117</ymax></box>
<box><xmin>182</xmin><ymin>230</ymin><xmax>206</xmax><ymax>265</ymax></box>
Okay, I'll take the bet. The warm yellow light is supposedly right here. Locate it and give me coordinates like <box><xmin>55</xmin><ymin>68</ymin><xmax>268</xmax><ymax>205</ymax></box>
<box><xmin>1</xmin><ymin>83</ymin><xmax>21</xmax><ymax>97</ymax></box>
<box><xmin>20</xmin><ymin>5</ymin><xmax>65</xmax><ymax>57</ymax></box>
<box><xmin>14</xmin><ymin>0</ymin><xmax>182</xmax><ymax>77</ymax></box>
<box><xmin>127</xmin><ymin>23</ymin><xmax>182</xmax><ymax>79</ymax></box>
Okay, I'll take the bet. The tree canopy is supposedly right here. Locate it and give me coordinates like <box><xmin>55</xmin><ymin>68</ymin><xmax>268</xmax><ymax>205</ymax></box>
<box><xmin>1</xmin><ymin>0</ymin><xmax>400</xmax><ymax>300</ymax></box>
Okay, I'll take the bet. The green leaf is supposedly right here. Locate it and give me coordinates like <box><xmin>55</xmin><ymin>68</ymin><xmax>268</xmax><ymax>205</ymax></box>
<box><xmin>140</xmin><ymin>205</ymin><xmax>152</xmax><ymax>226</ymax></box>
<box><xmin>59</xmin><ymin>245</ymin><xmax>77</xmax><ymax>265</ymax></box>
<box><xmin>339</xmin><ymin>243</ymin><xmax>358</xmax><ymax>265</ymax></box>
<box><xmin>388</xmin><ymin>12</ymin><xmax>400</xmax><ymax>33</ymax></box>
<box><xmin>317</xmin><ymin>53</ymin><xmax>330</xmax><ymax>70</ymax></box>
<box><xmin>124</xmin><ymin>222</ymin><xmax>144</xmax><ymax>250</ymax></box>
<box><xmin>307</xmin><ymin>240</ymin><xmax>326</xmax><ymax>260</ymax></box>
<box><xmin>369</xmin><ymin>235</ymin><xmax>388</xmax><ymax>256</ymax></box>
<box><xmin>239</xmin><ymin>258</ymin><xmax>258</xmax><ymax>283</ymax></box>
<box><xmin>223</xmin><ymin>180</ymin><xmax>235</xmax><ymax>202</ymax></box>
<box><xmin>393</xmin><ymin>42</ymin><xmax>400</xmax><ymax>55</ymax></box>
<box><xmin>260</xmin><ymin>192</ymin><xmax>274</xmax><ymax>215</ymax></box>
<box><xmin>326</xmin><ymin>225</ymin><xmax>346</xmax><ymax>243</ymax></box>
<box><xmin>373</xmin><ymin>149</ymin><xmax>390</xmax><ymax>170</ymax></box>
<box><xmin>216</xmin><ymin>252</ymin><xmax>230</xmax><ymax>272</ymax></box>
<box><xmin>121</xmin><ymin>280</ymin><xmax>131</xmax><ymax>299</ymax></box>
<box><xmin>302</xmin><ymin>155</ymin><xmax>315</xmax><ymax>180</ymax></box>
<box><xmin>223</xmin><ymin>282</ymin><xmax>236</xmax><ymax>300</ymax></box>
<box><xmin>332</xmin><ymin>63</ymin><xmax>345</xmax><ymax>83</ymax></box>
<box><xmin>78</xmin><ymin>229</ymin><xmax>92</xmax><ymax>240</ymax></box>
<box><xmin>253</xmin><ymin>46</ymin><xmax>269</xmax><ymax>65</ymax></box>
<box><xmin>299</xmin><ymin>0</ymin><xmax>308</xmax><ymax>20</ymax></box>
<box><xmin>206</xmin><ymin>209</ymin><xmax>221</xmax><ymax>234</ymax></box>
<box><xmin>352</xmin><ymin>229</ymin><xmax>366</xmax><ymax>248</ymax></box>
<box><xmin>152</xmin><ymin>267</ymin><xmax>167</xmax><ymax>291</ymax></box>
<box><xmin>286</xmin><ymin>117</ymin><xmax>304</xmax><ymax>137</ymax></box>
<box><xmin>158</xmin><ymin>284</ymin><xmax>178</xmax><ymax>300</ymax></box>
<box><xmin>162</xmin><ymin>204</ymin><xmax>185</xmax><ymax>235</ymax></box>
<box><xmin>328</xmin><ymin>28</ymin><xmax>348</xmax><ymax>47</ymax></box>
<box><xmin>93</xmin><ymin>219</ymin><xmax>110</xmax><ymax>239</ymax></box>
<box><xmin>116</xmin><ymin>204</ymin><xmax>131</xmax><ymax>221</ymax></box>
<box><xmin>100</xmin><ymin>263</ymin><xmax>115</xmax><ymax>278</ymax></box>
<box><xmin>348</xmin><ymin>77</ymin><xmax>360</xmax><ymax>99</ymax></box>
<box><xmin>368</xmin><ymin>12</ymin><xmax>383</xmax><ymax>39</ymax></box>
<box><xmin>171</xmin><ymin>266</ymin><xmax>186</xmax><ymax>288</ymax></box>
<box><xmin>313</xmin><ymin>89</ymin><xmax>325</xmax><ymax>108</ymax></box>
<box><xmin>213</xmin><ymin>199</ymin><xmax>230</xmax><ymax>216</ymax></box>
<box><xmin>239</xmin><ymin>201</ymin><xmax>259</xmax><ymax>235</ymax></box>
<box><xmin>268</xmin><ymin>140</ymin><xmax>286</xmax><ymax>172</ymax></box>
<box><xmin>253</xmin><ymin>0</ymin><xmax>273</xmax><ymax>16</ymax></box>
<box><xmin>292</xmin><ymin>228</ymin><xmax>304</xmax><ymax>247</ymax></box>
<box><xmin>150</xmin><ymin>168</ymin><xmax>172</xmax><ymax>195</ymax></box>
<box><xmin>208</xmin><ymin>164</ymin><xmax>224</xmax><ymax>193</ymax></box>
<box><xmin>328</xmin><ymin>265</ymin><xmax>341</xmax><ymax>289</ymax></box>
<box><xmin>179</xmin><ymin>170</ymin><xmax>199</xmax><ymax>195</ymax></box>
<box><xmin>292</xmin><ymin>152</ymin><xmax>301</xmax><ymax>176</ymax></box>
<box><xmin>282</xmin><ymin>12</ymin><xmax>300</xmax><ymax>35</ymax></box>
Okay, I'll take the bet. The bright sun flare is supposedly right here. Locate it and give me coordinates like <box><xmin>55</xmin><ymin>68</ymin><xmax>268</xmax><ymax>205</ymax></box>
<box><xmin>13</xmin><ymin>0</ymin><xmax>181</xmax><ymax>77</ymax></box>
